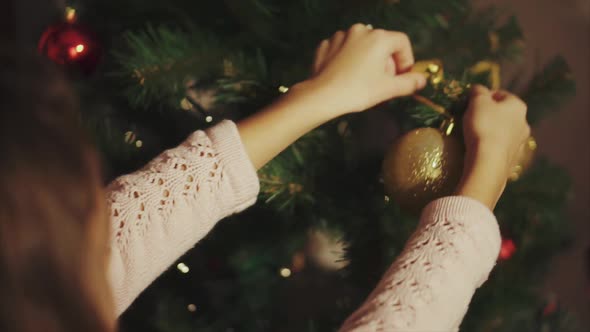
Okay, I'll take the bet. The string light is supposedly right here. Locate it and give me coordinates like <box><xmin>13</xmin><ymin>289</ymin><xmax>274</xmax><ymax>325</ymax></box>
<box><xmin>177</xmin><ymin>262</ymin><xmax>190</xmax><ymax>273</ymax></box>
<box><xmin>180</xmin><ymin>97</ymin><xmax>193</xmax><ymax>110</ymax></box>
<box><xmin>187</xmin><ymin>304</ymin><xmax>197</xmax><ymax>312</ymax></box>
<box><xmin>124</xmin><ymin>131</ymin><xmax>136</xmax><ymax>143</ymax></box>
<box><xmin>65</xmin><ymin>6</ymin><xmax>77</xmax><ymax>22</ymax></box>
<box><xmin>68</xmin><ymin>44</ymin><xmax>85</xmax><ymax>59</ymax></box>
<box><xmin>124</xmin><ymin>131</ymin><xmax>143</xmax><ymax>148</ymax></box>
<box><xmin>279</xmin><ymin>267</ymin><xmax>291</xmax><ymax>278</ymax></box>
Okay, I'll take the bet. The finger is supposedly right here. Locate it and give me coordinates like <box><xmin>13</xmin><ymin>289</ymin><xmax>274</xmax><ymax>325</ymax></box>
<box><xmin>494</xmin><ymin>90</ymin><xmax>522</xmax><ymax>106</ymax></box>
<box><xmin>313</xmin><ymin>39</ymin><xmax>330</xmax><ymax>74</ymax></box>
<box><xmin>377</xmin><ymin>31</ymin><xmax>414</xmax><ymax>73</ymax></box>
<box><xmin>381</xmin><ymin>72</ymin><xmax>427</xmax><ymax>99</ymax></box>
<box><xmin>348</xmin><ymin>23</ymin><xmax>372</xmax><ymax>38</ymax></box>
<box><xmin>494</xmin><ymin>91</ymin><xmax>527</xmax><ymax>114</ymax></box>
<box><xmin>471</xmin><ymin>84</ymin><xmax>491</xmax><ymax>97</ymax></box>
<box><xmin>327</xmin><ymin>31</ymin><xmax>347</xmax><ymax>59</ymax></box>
<box><xmin>385</xmin><ymin>56</ymin><xmax>396</xmax><ymax>75</ymax></box>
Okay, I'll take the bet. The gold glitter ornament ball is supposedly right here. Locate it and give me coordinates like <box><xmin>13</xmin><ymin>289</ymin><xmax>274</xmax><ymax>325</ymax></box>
<box><xmin>382</xmin><ymin>128</ymin><xmax>464</xmax><ymax>213</ymax></box>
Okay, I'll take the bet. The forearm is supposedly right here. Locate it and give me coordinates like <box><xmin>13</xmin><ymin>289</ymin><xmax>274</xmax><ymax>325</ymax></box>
<box><xmin>238</xmin><ymin>80</ymin><xmax>336</xmax><ymax>169</ymax></box>
<box><xmin>107</xmin><ymin>122</ymin><xmax>259</xmax><ymax>315</ymax></box>
<box><xmin>455</xmin><ymin>145</ymin><xmax>509</xmax><ymax>210</ymax></box>
<box><xmin>340</xmin><ymin>197</ymin><xmax>501</xmax><ymax>331</ymax></box>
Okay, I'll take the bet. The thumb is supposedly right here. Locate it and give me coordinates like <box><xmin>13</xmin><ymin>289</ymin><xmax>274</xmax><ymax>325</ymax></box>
<box><xmin>382</xmin><ymin>72</ymin><xmax>427</xmax><ymax>99</ymax></box>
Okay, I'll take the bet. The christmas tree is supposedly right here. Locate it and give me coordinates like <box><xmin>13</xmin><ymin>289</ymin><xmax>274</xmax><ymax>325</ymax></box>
<box><xmin>39</xmin><ymin>0</ymin><xmax>581</xmax><ymax>331</ymax></box>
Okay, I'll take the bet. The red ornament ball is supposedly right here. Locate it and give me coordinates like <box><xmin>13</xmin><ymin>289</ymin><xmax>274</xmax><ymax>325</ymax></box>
<box><xmin>542</xmin><ymin>299</ymin><xmax>558</xmax><ymax>316</ymax></box>
<box><xmin>38</xmin><ymin>22</ymin><xmax>102</xmax><ymax>74</ymax></box>
<box><xmin>499</xmin><ymin>238</ymin><xmax>517</xmax><ymax>260</ymax></box>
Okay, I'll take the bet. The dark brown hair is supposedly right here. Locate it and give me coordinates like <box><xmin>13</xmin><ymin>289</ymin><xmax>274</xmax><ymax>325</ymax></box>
<box><xmin>0</xmin><ymin>47</ymin><xmax>111</xmax><ymax>332</ymax></box>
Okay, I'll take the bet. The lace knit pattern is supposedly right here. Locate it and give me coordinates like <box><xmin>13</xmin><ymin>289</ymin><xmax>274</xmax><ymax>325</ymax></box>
<box><xmin>339</xmin><ymin>197</ymin><xmax>501</xmax><ymax>332</ymax></box>
<box><xmin>104</xmin><ymin>120</ymin><xmax>502</xmax><ymax>329</ymax></box>
<box><xmin>106</xmin><ymin>121</ymin><xmax>259</xmax><ymax>315</ymax></box>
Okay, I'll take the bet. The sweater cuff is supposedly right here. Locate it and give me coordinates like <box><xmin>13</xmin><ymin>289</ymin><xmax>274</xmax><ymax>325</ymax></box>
<box><xmin>207</xmin><ymin>120</ymin><xmax>260</xmax><ymax>213</ymax></box>
<box><xmin>421</xmin><ymin>196</ymin><xmax>502</xmax><ymax>284</ymax></box>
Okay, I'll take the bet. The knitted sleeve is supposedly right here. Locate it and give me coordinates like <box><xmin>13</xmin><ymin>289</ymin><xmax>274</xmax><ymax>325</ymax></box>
<box><xmin>106</xmin><ymin>120</ymin><xmax>259</xmax><ymax>316</ymax></box>
<box><xmin>339</xmin><ymin>196</ymin><xmax>501</xmax><ymax>332</ymax></box>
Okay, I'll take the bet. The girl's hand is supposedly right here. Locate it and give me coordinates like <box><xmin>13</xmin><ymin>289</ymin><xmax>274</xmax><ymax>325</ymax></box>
<box><xmin>456</xmin><ymin>85</ymin><xmax>531</xmax><ymax>209</ymax></box>
<box><xmin>464</xmin><ymin>85</ymin><xmax>531</xmax><ymax>174</ymax></box>
<box><xmin>238</xmin><ymin>25</ymin><xmax>426</xmax><ymax>169</ymax></box>
<box><xmin>296</xmin><ymin>24</ymin><xmax>426</xmax><ymax>117</ymax></box>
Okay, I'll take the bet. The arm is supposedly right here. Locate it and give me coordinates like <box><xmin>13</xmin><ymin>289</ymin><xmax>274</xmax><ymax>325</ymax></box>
<box><xmin>238</xmin><ymin>80</ymin><xmax>340</xmax><ymax>169</ymax></box>
<box><xmin>340</xmin><ymin>86</ymin><xmax>530</xmax><ymax>331</ymax></box>
<box><xmin>107</xmin><ymin>25</ymin><xmax>426</xmax><ymax>315</ymax></box>
<box><xmin>107</xmin><ymin>121</ymin><xmax>259</xmax><ymax>315</ymax></box>
<box><xmin>240</xmin><ymin>24</ymin><xmax>426</xmax><ymax>169</ymax></box>
<box><xmin>340</xmin><ymin>197</ymin><xmax>501</xmax><ymax>332</ymax></box>
<box><xmin>106</xmin><ymin>91</ymin><xmax>337</xmax><ymax>314</ymax></box>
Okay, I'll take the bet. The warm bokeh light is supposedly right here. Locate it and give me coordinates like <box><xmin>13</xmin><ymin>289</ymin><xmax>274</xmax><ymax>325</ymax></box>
<box><xmin>68</xmin><ymin>44</ymin><xmax>85</xmax><ymax>59</ymax></box>
<box><xmin>279</xmin><ymin>267</ymin><xmax>291</xmax><ymax>278</ymax></box>
<box><xmin>65</xmin><ymin>7</ymin><xmax>77</xmax><ymax>22</ymax></box>
<box><xmin>499</xmin><ymin>238</ymin><xmax>517</xmax><ymax>260</ymax></box>
<box><xmin>177</xmin><ymin>262</ymin><xmax>190</xmax><ymax>274</ymax></box>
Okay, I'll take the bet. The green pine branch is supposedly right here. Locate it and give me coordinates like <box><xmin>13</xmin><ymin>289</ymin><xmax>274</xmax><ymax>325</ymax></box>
<box><xmin>522</xmin><ymin>56</ymin><xmax>576</xmax><ymax>124</ymax></box>
<box><xmin>113</xmin><ymin>25</ymin><xmax>226</xmax><ymax>108</ymax></box>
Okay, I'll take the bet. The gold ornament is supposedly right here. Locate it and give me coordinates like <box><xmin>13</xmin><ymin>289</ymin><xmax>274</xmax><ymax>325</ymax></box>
<box><xmin>382</xmin><ymin>125</ymin><xmax>464</xmax><ymax>213</ymax></box>
<box><xmin>306</xmin><ymin>228</ymin><xmax>349</xmax><ymax>271</ymax></box>
<box><xmin>443</xmin><ymin>80</ymin><xmax>464</xmax><ymax>99</ymax></box>
<box><xmin>412</xmin><ymin>59</ymin><xmax>444</xmax><ymax>85</ymax></box>
<box><xmin>413</xmin><ymin>95</ymin><xmax>450</xmax><ymax>119</ymax></box>
<box><xmin>414</xmin><ymin>58</ymin><xmax>502</xmax><ymax>90</ymax></box>
<box><xmin>509</xmin><ymin>136</ymin><xmax>537</xmax><ymax>181</ymax></box>
<box><xmin>180</xmin><ymin>97</ymin><xmax>193</xmax><ymax>111</ymax></box>
<box><xmin>391</xmin><ymin>58</ymin><xmax>535</xmax><ymax>213</ymax></box>
<box><xmin>469</xmin><ymin>60</ymin><xmax>501</xmax><ymax>90</ymax></box>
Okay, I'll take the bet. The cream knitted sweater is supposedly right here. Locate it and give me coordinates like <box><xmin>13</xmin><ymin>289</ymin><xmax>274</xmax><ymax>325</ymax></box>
<box><xmin>106</xmin><ymin>121</ymin><xmax>501</xmax><ymax>331</ymax></box>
